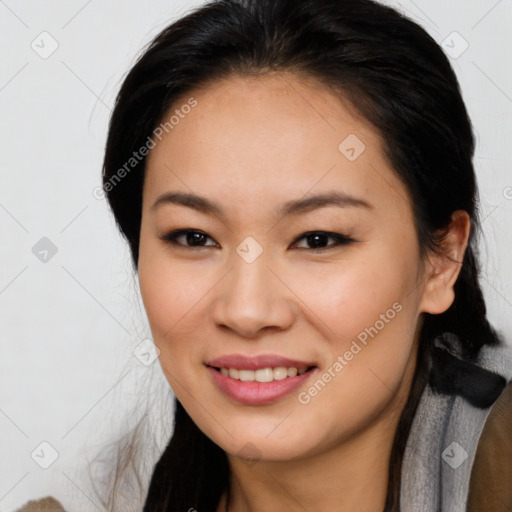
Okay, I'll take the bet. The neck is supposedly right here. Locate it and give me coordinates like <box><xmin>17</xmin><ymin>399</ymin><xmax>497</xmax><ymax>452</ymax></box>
<box><xmin>218</xmin><ymin>410</ymin><xmax>400</xmax><ymax>512</ymax></box>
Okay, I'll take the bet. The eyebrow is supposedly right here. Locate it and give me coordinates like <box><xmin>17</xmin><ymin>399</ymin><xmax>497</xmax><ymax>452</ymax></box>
<box><xmin>151</xmin><ymin>190</ymin><xmax>373</xmax><ymax>217</ymax></box>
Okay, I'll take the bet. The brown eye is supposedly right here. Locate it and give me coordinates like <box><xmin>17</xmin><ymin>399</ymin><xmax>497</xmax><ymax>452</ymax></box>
<box><xmin>292</xmin><ymin>231</ymin><xmax>354</xmax><ymax>251</ymax></box>
<box><xmin>161</xmin><ymin>229</ymin><xmax>218</xmax><ymax>248</ymax></box>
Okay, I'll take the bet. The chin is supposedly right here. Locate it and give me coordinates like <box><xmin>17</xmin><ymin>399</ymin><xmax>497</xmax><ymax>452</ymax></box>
<box><xmin>205</xmin><ymin>418</ymin><xmax>319</xmax><ymax>462</ymax></box>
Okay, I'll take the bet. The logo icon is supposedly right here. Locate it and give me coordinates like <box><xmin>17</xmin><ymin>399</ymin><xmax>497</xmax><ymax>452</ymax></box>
<box><xmin>30</xmin><ymin>32</ymin><xmax>59</xmax><ymax>60</ymax></box>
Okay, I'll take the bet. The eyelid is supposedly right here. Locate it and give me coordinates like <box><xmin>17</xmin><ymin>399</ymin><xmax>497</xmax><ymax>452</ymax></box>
<box><xmin>160</xmin><ymin>228</ymin><xmax>355</xmax><ymax>251</ymax></box>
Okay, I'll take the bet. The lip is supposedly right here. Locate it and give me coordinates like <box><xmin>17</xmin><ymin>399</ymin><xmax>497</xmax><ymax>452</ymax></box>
<box><xmin>206</xmin><ymin>353</ymin><xmax>318</xmax><ymax>405</ymax></box>
<box><xmin>206</xmin><ymin>353</ymin><xmax>316</xmax><ymax>371</ymax></box>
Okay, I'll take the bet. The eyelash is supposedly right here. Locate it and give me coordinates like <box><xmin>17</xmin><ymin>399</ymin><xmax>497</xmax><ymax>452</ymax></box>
<box><xmin>160</xmin><ymin>229</ymin><xmax>355</xmax><ymax>252</ymax></box>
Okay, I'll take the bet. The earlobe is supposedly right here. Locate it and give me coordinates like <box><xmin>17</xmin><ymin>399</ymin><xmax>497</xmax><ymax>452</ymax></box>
<box><xmin>419</xmin><ymin>210</ymin><xmax>471</xmax><ymax>315</ymax></box>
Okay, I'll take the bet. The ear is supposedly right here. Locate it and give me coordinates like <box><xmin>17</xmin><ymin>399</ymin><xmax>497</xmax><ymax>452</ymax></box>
<box><xmin>419</xmin><ymin>210</ymin><xmax>471</xmax><ymax>315</ymax></box>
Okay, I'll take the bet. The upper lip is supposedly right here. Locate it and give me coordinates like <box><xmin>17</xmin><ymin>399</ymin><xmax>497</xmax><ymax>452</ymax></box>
<box><xmin>206</xmin><ymin>354</ymin><xmax>317</xmax><ymax>370</ymax></box>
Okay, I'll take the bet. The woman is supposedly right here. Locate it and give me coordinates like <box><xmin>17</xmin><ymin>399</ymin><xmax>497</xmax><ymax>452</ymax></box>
<box><xmin>19</xmin><ymin>0</ymin><xmax>512</xmax><ymax>510</ymax></box>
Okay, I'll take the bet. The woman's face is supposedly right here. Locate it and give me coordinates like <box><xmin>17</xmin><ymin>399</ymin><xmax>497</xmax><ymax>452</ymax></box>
<box><xmin>138</xmin><ymin>72</ymin><xmax>433</xmax><ymax>462</ymax></box>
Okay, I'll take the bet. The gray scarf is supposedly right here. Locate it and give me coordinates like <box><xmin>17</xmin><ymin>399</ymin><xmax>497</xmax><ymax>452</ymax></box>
<box><xmin>401</xmin><ymin>332</ymin><xmax>512</xmax><ymax>511</ymax></box>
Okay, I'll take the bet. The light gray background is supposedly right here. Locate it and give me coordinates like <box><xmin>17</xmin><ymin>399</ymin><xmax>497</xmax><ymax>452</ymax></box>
<box><xmin>1</xmin><ymin>1</ymin><xmax>511</xmax><ymax>510</ymax></box>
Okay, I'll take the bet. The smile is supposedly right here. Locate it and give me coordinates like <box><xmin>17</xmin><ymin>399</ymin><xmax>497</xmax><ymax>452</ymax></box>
<box><xmin>205</xmin><ymin>354</ymin><xmax>318</xmax><ymax>405</ymax></box>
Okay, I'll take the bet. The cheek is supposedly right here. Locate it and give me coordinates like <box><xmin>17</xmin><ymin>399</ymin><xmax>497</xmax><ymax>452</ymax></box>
<box><xmin>285</xmin><ymin>268</ymin><xmax>419</xmax><ymax>453</ymax></box>
<box><xmin>289</xmin><ymin>241</ymin><xmax>422</xmax><ymax>403</ymax></box>
<box><xmin>293</xmin><ymin>244</ymin><xmax>420</xmax><ymax>345</ymax></box>
<box><xmin>137</xmin><ymin>241</ymin><xmax>207</xmax><ymax>350</ymax></box>
<box><xmin>138</xmin><ymin>227</ymin><xmax>210</xmax><ymax>319</ymax></box>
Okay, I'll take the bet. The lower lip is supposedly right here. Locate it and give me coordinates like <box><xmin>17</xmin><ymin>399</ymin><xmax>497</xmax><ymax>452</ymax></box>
<box><xmin>207</xmin><ymin>366</ymin><xmax>316</xmax><ymax>405</ymax></box>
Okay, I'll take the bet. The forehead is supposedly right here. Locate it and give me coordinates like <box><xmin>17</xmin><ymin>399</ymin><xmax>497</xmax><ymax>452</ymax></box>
<box><xmin>143</xmin><ymin>72</ymin><xmax>412</xmax><ymax>221</ymax></box>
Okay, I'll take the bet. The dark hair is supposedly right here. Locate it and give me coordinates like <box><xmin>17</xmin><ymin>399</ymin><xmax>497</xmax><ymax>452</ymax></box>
<box><xmin>100</xmin><ymin>0</ymin><xmax>503</xmax><ymax>510</ymax></box>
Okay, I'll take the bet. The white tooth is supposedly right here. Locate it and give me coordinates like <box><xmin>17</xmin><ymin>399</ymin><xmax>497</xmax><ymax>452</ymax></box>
<box><xmin>297</xmin><ymin>367</ymin><xmax>307</xmax><ymax>375</ymax></box>
<box><xmin>229</xmin><ymin>368</ymin><xmax>240</xmax><ymax>379</ymax></box>
<box><xmin>239</xmin><ymin>369</ymin><xmax>255</xmax><ymax>381</ymax></box>
<box><xmin>287</xmin><ymin>367</ymin><xmax>298</xmax><ymax>377</ymax></box>
<box><xmin>255</xmin><ymin>368</ymin><xmax>274</xmax><ymax>383</ymax></box>
<box><xmin>220</xmin><ymin>368</ymin><xmax>229</xmax><ymax>376</ymax></box>
<box><xmin>273</xmin><ymin>367</ymin><xmax>288</xmax><ymax>380</ymax></box>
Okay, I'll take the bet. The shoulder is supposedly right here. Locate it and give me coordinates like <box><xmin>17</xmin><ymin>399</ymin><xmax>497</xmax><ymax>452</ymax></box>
<box><xmin>467</xmin><ymin>380</ymin><xmax>512</xmax><ymax>511</ymax></box>
<box><xmin>14</xmin><ymin>497</ymin><xmax>67</xmax><ymax>512</ymax></box>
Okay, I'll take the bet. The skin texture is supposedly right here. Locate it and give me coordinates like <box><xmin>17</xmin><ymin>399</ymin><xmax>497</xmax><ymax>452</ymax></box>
<box><xmin>138</xmin><ymin>72</ymin><xmax>470</xmax><ymax>512</ymax></box>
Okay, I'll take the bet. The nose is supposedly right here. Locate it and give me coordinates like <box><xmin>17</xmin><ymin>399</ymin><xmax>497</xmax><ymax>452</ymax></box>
<box><xmin>211</xmin><ymin>253</ymin><xmax>296</xmax><ymax>338</ymax></box>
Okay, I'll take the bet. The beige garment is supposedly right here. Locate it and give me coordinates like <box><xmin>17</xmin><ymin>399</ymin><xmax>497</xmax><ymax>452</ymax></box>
<box><xmin>467</xmin><ymin>381</ymin><xmax>512</xmax><ymax>511</ymax></box>
<box><xmin>14</xmin><ymin>497</ymin><xmax>66</xmax><ymax>512</ymax></box>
